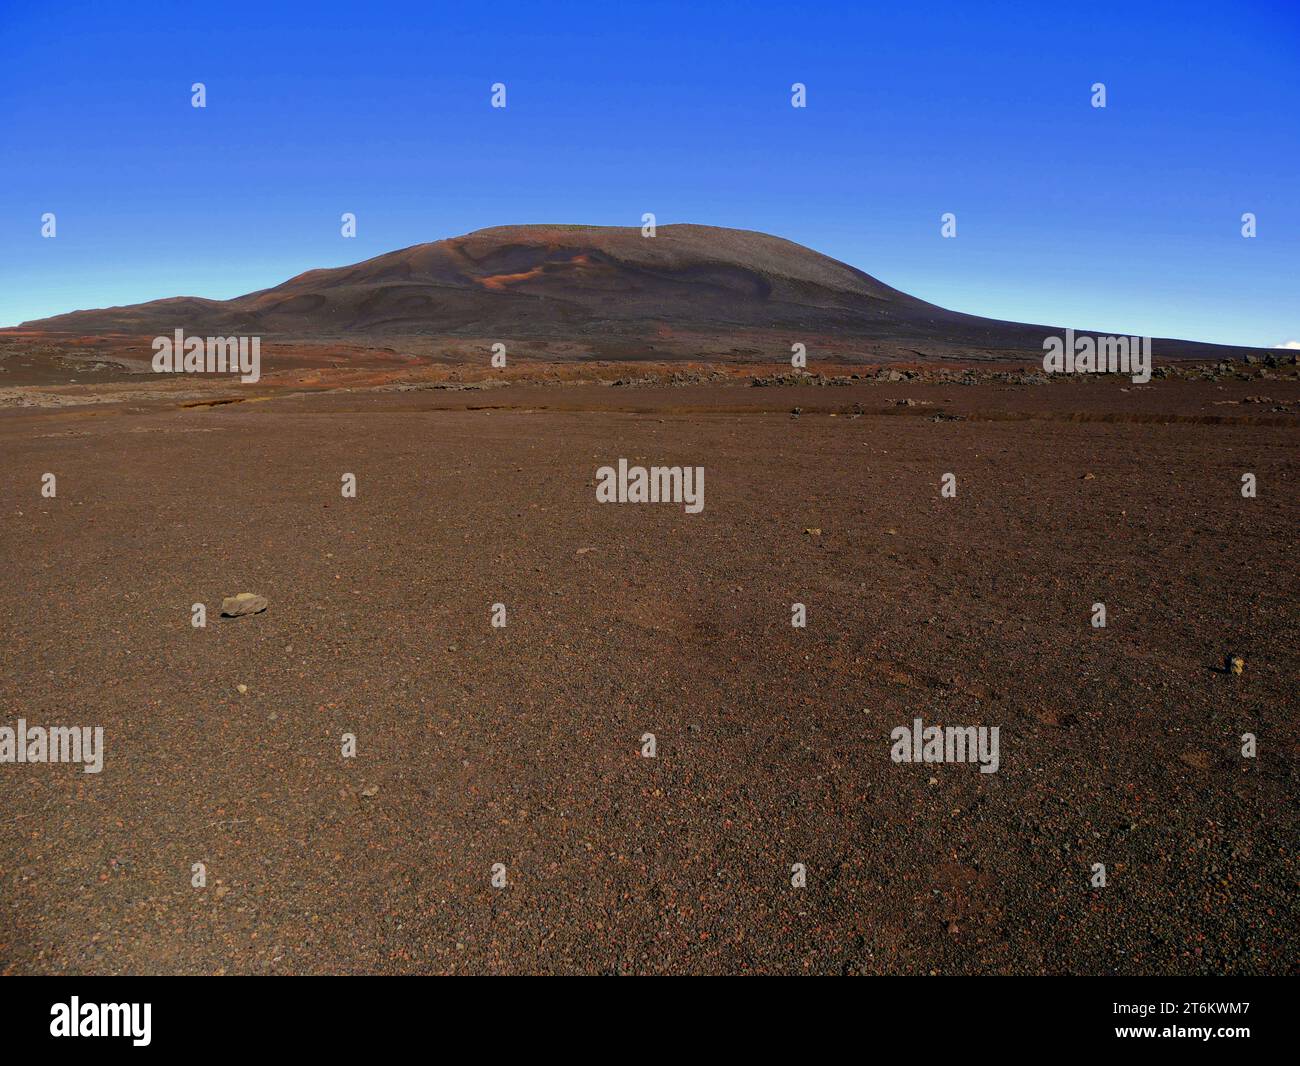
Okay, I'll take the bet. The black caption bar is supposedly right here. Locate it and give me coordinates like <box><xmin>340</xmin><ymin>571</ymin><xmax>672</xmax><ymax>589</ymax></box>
<box><xmin>0</xmin><ymin>976</ymin><xmax>1289</xmax><ymax>1052</ymax></box>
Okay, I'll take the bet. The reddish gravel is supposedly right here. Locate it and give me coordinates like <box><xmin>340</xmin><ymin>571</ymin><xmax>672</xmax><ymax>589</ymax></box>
<box><xmin>1</xmin><ymin>376</ymin><xmax>1296</xmax><ymax>974</ymax></box>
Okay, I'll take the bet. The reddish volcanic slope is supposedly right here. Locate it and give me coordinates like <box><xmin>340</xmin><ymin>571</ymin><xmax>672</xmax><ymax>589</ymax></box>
<box><xmin>14</xmin><ymin>224</ymin><xmax>1263</xmax><ymax>360</ymax></box>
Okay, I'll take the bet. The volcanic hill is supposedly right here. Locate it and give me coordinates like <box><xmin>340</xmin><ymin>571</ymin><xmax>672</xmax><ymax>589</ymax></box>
<box><xmin>14</xmin><ymin>225</ymin><xmax>1260</xmax><ymax>362</ymax></box>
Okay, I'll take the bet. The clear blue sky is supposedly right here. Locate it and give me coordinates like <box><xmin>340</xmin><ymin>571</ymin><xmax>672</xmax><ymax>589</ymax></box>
<box><xmin>1</xmin><ymin>0</ymin><xmax>1296</xmax><ymax>346</ymax></box>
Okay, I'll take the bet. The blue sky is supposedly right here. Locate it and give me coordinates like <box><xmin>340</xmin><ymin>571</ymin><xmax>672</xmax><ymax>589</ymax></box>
<box><xmin>1</xmin><ymin>0</ymin><xmax>1296</xmax><ymax>346</ymax></box>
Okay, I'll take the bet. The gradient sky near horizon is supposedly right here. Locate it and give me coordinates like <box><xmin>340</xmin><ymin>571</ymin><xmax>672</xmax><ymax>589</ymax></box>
<box><xmin>1</xmin><ymin>0</ymin><xmax>1296</xmax><ymax>346</ymax></box>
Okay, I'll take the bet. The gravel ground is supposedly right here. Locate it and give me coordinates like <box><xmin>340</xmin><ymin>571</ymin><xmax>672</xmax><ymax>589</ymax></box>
<box><xmin>1</xmin><ymin>378</ymin><xmax>1295</xmax><ymax>974</ymax></box>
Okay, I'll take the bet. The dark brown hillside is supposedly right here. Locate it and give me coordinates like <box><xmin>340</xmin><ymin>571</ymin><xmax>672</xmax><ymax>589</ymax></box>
<box><xmin>14</xmin><ymin>224</ymin><xmax>1268</xmax><ymax>362</ymax></box>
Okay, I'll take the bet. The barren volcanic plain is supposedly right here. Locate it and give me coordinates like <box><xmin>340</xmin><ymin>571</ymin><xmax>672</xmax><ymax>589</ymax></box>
<box><xmin>1</xmin><ymin>226</ymin><xmax>1296</xmax><ymax>974</ymax></box>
